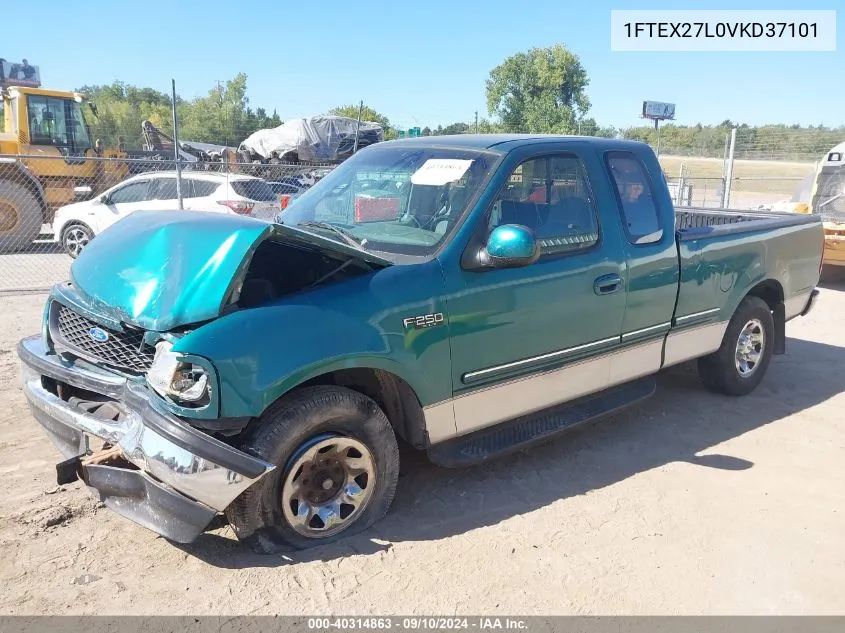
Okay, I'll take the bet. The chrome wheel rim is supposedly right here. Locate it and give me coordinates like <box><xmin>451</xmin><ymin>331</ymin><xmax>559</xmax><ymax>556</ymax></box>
<box><xmin>735</xmin><ymin>318</ymin><xmax>765</xmax><ymax>377</ymax></box>
<box><xmin>281</xmin><ymin>434</ymin><xmax>377</xmax><ymax>539</ymax></box>
<box><xmin>64</xmin><ymin>227</ymin><xmax>90</xmax><ymax>257</ymax></box>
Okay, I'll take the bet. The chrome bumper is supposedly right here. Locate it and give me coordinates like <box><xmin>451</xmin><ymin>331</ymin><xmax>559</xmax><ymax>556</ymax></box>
<box><xmin>17</xmin><ymin>335</ymin><xmax>274</xmax><ymax>543</ymax></box>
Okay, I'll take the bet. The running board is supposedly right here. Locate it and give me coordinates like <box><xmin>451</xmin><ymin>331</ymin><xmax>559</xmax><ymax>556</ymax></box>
<box><xmin>427</xmin><ymin>377</ymin><xmax>657</xmax><ymax>468</ymax></box>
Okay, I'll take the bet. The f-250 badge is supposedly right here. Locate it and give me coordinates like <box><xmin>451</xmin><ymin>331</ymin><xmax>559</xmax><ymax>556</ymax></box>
<box><xmin>403</xmin><ymin>313</ymin><xmax>445</xmax><ymax>329</ymax></box>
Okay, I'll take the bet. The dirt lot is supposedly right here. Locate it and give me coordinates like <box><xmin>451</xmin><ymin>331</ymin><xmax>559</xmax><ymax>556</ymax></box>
<box><xmin>0</xmin><ymin>284</ymin><xmax>843</xmax><ymax>616</ymax></box>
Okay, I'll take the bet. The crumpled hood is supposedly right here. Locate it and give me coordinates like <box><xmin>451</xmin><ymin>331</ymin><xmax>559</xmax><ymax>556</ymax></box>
<box><xmin>69</xmin><ymin>210</ymin><xmax>391</xmax><ymax>331</ymax></box>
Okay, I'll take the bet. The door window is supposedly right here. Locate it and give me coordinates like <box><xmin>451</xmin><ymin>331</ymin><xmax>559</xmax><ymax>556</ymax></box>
<box><xmin>605</xmin><ymin>152</ymin><xmax>663</xmax><ymax>244</ymax></box>
<box><xmin>189</xmin><ymin>180</ymin><xmax>219</xmax><ymax>197</ymax></box>
<box><xmin>488</xmin><ymin>155</ymin><xmax>600</xmax><ymax>255</ymax></box>
<box><xmin>108</xmin><ymin>181</ymin><xmax>150</xmax><ymax>204</ymax></box>
<box><xmin>149</xmin><ymin>178</ymin><xmax>181</xmax><ymax>200</ymax></box>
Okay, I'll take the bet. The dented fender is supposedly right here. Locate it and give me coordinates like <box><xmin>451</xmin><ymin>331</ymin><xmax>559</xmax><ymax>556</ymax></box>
<box><xmin>174</xmin><ymin>262</ymin><xmax>453</xmax><ymax>419</ymax></box>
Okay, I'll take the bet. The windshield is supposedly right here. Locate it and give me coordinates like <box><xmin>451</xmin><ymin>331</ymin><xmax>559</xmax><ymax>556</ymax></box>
<box><xmin>279</xmin><ymin>145</ymin><xmax>500</xmax><ymax>256</ymax></box>
<box><xmin>26</xmin><ymin>95</ymin><xmax>92</xmax><ymax>153</ymax></box>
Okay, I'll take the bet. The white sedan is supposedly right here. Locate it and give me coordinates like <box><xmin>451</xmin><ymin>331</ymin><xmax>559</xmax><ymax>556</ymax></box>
<box><xmin>53</xmin><ymin>170</ymin><xmax>281</xmax><ymax>257</ymax></box>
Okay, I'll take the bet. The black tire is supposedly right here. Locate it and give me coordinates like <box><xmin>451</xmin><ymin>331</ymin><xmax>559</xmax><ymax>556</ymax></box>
<box><xmin>0</xmin><ymin>180</ymin><xmax>42</xmax><ymax>254</ymax></box>
<box><xmin>226</xmin><ymin>385</ymin><xmax>400</xmax><ymax>553</ymax></box>
<box><xmin>60</xmin><ymin>222</ymin><xmax>94</xmax><ymax>259</ymax></box>
<box><xmin>697</xmin><ymin>296</ymin><xmax>774</xmax><ymax>396</ymax></box>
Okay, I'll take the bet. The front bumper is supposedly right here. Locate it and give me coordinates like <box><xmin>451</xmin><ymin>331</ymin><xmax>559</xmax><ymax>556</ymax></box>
<box><xmin>17</xmin><ymin>335</ymin><xmax>274</xmax><ymax>543</ymax></box>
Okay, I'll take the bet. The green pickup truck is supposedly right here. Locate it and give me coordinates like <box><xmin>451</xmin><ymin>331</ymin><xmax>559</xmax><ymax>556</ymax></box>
<box><xmin>17</xmin><ymin>135</ymin><xmax>824</xmax><ymax>552</ymax></box>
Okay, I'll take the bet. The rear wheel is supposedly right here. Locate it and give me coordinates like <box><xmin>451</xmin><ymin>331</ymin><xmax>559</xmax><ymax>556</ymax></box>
<box><xmin>0</xmin><ymin>180</ymin><xmax>42</xmax><ymax>254</ymax></box>
<box><xmin>61</xmin><ymin>223</ymin><xmax>94</xmax><ymax>258</ymax></box>
<box><xmin>225</xmin><ymin>386</ymin><xmax>400</xmax><ymax>552</ymax></box>
<box><xmin>697</xmin><ymin>296</ymin><xmax>774</xmax><ymax>396</ymax></box>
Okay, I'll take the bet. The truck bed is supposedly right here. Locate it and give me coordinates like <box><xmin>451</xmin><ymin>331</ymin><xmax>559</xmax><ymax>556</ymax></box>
<box><xmin>675</xmin><ymin>206</ymin><xmax>820</xmax><ymax>238</ymax></box>
<box><xmin>671</xmin><ymin>205</ymin><xmax>823</xmax><ymax>352</ymax></box>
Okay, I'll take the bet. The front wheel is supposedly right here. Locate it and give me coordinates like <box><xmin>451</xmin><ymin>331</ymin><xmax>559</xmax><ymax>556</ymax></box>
<box><xmin>697</xmin><ymin>296</ymin><xmax>774</xmax><ymax>396</ymax></box>
<box><xmin>225</xmin><ymin>386</ymin><xmax>400</xmax><ymax>552</ymax></box>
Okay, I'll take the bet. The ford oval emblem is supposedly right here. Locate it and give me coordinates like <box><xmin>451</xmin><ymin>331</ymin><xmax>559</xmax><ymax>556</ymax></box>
<box><xmin>89</xmin><ymin>327</ymin><xmax>109</xmax><ymax>343</ymax></box>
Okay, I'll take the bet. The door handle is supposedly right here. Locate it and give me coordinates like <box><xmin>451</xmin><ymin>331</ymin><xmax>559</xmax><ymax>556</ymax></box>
<box><xmin>594</xmin><ymin>274</ymin><xmax>623</xmax><ymax>296</ymax></box>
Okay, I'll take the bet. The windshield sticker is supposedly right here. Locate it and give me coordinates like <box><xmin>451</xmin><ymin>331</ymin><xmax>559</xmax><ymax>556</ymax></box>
<box><xmin>411</xmin><ymin>159</ymin><xmax>473</xmax><ymax>186</ymax></box>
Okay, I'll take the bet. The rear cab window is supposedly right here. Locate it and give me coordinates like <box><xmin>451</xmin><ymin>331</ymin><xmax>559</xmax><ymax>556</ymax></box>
<box><xmin>231</xmin><ymin>179</ymin><xmax>277</xmax><ymax>202</ymax></box>
<box><xmin>605</xmin><ymin>151</ymin><xmax>663</xmax><ymax>245</ymax></box>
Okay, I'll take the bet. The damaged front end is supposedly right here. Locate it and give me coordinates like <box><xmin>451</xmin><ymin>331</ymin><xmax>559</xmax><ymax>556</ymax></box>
<box><xmin>18</xmin><ymin>334</ymin><xmax>275</xmax><ymax>542</ymax></box>
<box><xmin>17</xmin><ymin>210</ymin><xmax>391</xmax><ymax>542</ymax></box>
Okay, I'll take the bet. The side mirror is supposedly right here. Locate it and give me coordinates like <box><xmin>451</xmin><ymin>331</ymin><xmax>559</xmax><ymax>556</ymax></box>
<box><xmin>472</xmin><ymin>224</ymin><xmax>540</xmax><ymax>270</ymax></box>
<box><xmin>99</xmin><ymin>194</ymin><xmax>110</xmax><ymax>204</ymax></box>
<box><xmin>72</xmin><ymin>186</ymin><xmax>93</xmax><ymax>201</ymax></box>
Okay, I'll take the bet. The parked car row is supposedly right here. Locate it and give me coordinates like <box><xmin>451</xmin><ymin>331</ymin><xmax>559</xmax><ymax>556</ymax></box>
<box><xmin>52</xmin><ymin>171</ymin><xmax>317</xmax><ymax>258</ymax></box>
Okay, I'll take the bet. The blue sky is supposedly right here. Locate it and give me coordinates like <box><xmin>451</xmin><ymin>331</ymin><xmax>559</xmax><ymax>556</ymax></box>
<box><xmin>4</xmin><ymin>0</ymin><xmax>842</xmax><ymax>131</ymax></box>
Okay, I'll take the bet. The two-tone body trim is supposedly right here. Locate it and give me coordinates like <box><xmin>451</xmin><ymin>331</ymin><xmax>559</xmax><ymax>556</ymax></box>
<box><xmin>621</xmin><ymin>322</ymin><xmax>672</xmax><ymax>342</ymax></box>
<box><xmin>674</xmin><ymin>307</ymin><xmax>720</xmax><ymax>326</ymax></box>
<box><xmin>784</xmin><ymin>289</ymin><xmax>814</xmax><ymax>321</ymax></box>
<box><xmin>461</xmin><ymin>335</ymin><xmax>619</xmax><ymax>384</ymax></box>
<box><xmin>425</xmin><ymin>315</ymin><xmax>731</xmax><ymax>445</ymax></box>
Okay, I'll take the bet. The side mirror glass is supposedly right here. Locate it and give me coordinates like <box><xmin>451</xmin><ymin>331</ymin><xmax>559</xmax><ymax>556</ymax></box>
<box><xmin>99</xmin><ymin>194</ymin><xmax>110</xmax><ymax>204</ymax></box>
<box><xmin>476</xmin><ymin>224</ymin><xmax>540</xmax><ymax>270</ymax></box>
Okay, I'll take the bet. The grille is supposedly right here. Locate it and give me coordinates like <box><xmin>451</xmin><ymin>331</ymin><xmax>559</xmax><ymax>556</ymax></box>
<box><xmin>53</xmin><ymin>303</ymin><xmax>155</xmax><ymax>373</ymax></box>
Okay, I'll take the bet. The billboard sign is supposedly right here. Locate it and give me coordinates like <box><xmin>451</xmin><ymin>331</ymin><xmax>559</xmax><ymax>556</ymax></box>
<box><xmin>0</xmin><ymin>59</ymin><xmax>41</xmax><ymax>88</ymax></box>
<box><xmin>642</xmin><ymin>101</ymin><xmax>675</xmax><ymax>120</ymax></box>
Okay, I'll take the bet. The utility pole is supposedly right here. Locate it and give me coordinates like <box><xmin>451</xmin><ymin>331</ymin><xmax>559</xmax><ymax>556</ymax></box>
<box><xmin>353</xmin><ymin>100</ymin><xmax>363</xmax><ymax>153</ymax></box>
<box><xmin>721</xmin><ymin>127</ymin><xmax>738</xmax><ymax>209</ymax></box>
<box><xmin>475</xmin><ymin>111</ymin><xmax>478</xmax><ymax>133</ymax></box>
<box><xmin>654</xmin><ymin>119</ymin><xmax>661</xmax><ymax>158</ymax></box>
<box><xmin>171</xmin><ymin>78</ymin><xmax>183</xmax><ymax>210</ymax></box>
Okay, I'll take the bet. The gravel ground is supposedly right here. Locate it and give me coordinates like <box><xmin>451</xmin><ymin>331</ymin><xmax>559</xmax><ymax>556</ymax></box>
<box><xmin>0</xmin><ymin>283</ymin><xmax>843</xmax><ymax>615</ymax></box>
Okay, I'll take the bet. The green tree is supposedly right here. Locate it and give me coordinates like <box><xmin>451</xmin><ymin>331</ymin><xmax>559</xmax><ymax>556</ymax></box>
<box><xmin>78</xmin><ymin>81</ymin><xmax>173</xmax><ymax>148</ymax></box>
<box><xmin>80</xmin><ymin>74</ymin><xmax>282</xmax><ymax>149</ymax></box>
<box><xmin>179</xmin><ymin>73</ymin><xmax>276</xmax><ymax>146</ymax></box>
<box><xmin>486</xmin><ymin>44</ymin><xmax>591</xmax><ymax>134</ymax></box>
<box><xmin>577</xmin><ymin>117</ymin><xmax>616</xmax><ymax>138</ymax></box>
<box><xmin>441</xmin><ymin>122</ymin><xmax>470</xmax><ymax>135</ymax></box>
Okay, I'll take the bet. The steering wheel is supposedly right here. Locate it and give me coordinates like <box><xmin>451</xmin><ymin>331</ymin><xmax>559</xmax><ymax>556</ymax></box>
<box><xmin>421</xmin><ymin>190</ymin><xmax>452</xmax><ymax>231</ymax></box>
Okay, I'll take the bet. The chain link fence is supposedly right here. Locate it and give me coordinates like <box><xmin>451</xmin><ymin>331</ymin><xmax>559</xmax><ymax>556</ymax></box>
<box><xmin>0</xmin><ymin>154</ymin><xmax>335</xmax><ymax>293</ymax></box>
<box><xmin>662</xmin><ymin>164</ymin><xmax>813</xmax><ymax>210</ymax></box>
<box><xmin>2</xmin><ymin>127</ymin><xmax>844</xmax><ymax>293</ymax></box>
<box><xmin>648</xmin><ymin>127</ymin><xmax>844</xmax><ymax>211</ymax></box>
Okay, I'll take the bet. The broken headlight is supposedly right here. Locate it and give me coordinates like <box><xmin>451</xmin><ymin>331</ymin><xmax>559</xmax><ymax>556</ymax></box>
<box><xmin>147</xmin><ymin>340</ymin><xmax>211</xmax><ymax>406</ymax></box>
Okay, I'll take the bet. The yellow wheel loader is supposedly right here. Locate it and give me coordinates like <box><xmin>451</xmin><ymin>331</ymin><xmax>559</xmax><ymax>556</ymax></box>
<box><xmin>0</xmin><ymin>60</ymin><xmax>128</xmax><ymax>253</ymax></box>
